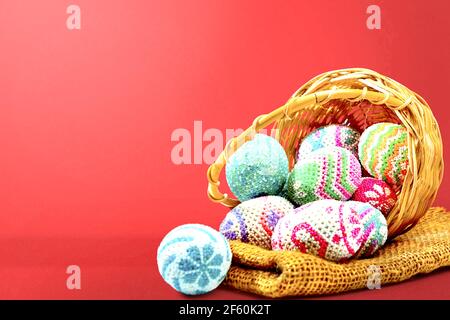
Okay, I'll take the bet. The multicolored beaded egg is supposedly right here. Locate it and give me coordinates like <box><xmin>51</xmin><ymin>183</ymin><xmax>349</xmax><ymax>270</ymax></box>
<box><xmin>272</xmin><ymin>199</ymin><xmax>365</xmax><ymax>261</ymax></box>
<box><xmin>297</xmin><ymin>125</ymin><xmax>360</xmax><ymax>162</ymax></box>
<box><xmin>286</xmin><ymin>147</ymin><xmax>362</xmax><ymax>206</ymax></box>
<box><xmin>358</xmin><ymin>123</ymin><xmax>409</xmax><ymax>187</ymax></box>
<box><xmin>157</xmin><ymin>224</ymin><xmax>232</xmax><ymax>295</ymax></box>
<box><xmin>352</xmin><ymin>177</ymin><xmax>397</xmax><ymax>216</ymax></box>
<box><xmin>226</xmin><ymin>134</ymin><xmax>289</xmax><ymax>202</ymax></box>
<box><xmin>219</xmin><ymin>196</ymin><xmax>294</xmax><ymax>249</ymax></box>
<box><xmin>346</xmin><ymin>201</ymin><xmax>388</xmax><ymax>258</ymax></box>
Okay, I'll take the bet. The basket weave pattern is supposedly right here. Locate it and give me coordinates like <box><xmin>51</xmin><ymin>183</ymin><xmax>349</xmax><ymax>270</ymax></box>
<box><xmin>207</xmin><ymin>68</ymin><xmax>444</xmax><ymax>238</ymax></box>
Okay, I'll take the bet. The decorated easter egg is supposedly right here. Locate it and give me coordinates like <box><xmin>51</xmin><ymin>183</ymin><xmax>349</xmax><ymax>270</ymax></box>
<box><xmin>286</xmin><ymin>147</ymin><xmax>362</xmax><ymax>206</ymax></box>
<box><xmin>272</xmin><ymin>199</ymin><xmax>365</xmax><ymax>261</ymax></box>
<box><xmin>358</xmin><ymin>123</ymin><xmax>408</xmax><ymax>187</ymax></box>
<box><xmin>346</xmin><ymin>201</ymin><xmax>388</xmax><ymax>258</ymax></box>
<box><xmin>157</xmin><ymin>224</ymin><xmax>232</xmax><ymax>295</ymax></box>
<box><xmin>352</xmin><ymin>177</ymin><xmax>397</xmax><ymax>216</ymax></box>
<box><xmin>226</xmin><ymin>134</ymin><xmax>289</xmax><ymax>202</ymax></box>
<box><xmin>278</xmin><ymin>178</ymin><xmax>290</xmax><ymax>199</ymax></box>
<box><xmin>297</xmin><ymin>125</ymin><xmax>360</xmax><ymax>161</ymax></box>
<box><xmin>219</xmin><ymin>196</ymin><xmax>294</xmax><ymax>249</ymax></box>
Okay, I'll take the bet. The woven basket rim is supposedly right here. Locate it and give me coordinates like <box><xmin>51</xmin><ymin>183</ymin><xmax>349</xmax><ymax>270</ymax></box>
<box><xmin>206</xmin><ymin>68</ymin><xmax>444</xmax><ymax>238</ymax></box>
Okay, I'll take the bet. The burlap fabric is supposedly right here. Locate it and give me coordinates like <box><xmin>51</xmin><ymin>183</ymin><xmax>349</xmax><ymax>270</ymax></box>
<box><xmin>223</xmin><ymin>207</ymin><xmax>450</xmax><ymax>297</ymax></box>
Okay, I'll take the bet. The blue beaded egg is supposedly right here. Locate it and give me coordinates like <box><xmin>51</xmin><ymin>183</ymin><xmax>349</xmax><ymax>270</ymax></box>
<box><xmin>226</xmin><ymin>134</ymin><xmax>289</xmax><ymax>201</ymax></box>
<box><xmin>157</xmin><ymin>224</ymin><xmax>232</xmax><ymax>295</ymax></box>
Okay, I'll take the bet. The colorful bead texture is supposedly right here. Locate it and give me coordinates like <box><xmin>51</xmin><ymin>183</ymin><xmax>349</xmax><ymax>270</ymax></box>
<box><xmin>287</xmin><ymin>147</ymin><xmax>362</xmax><ymax>206</ymax></box>
<box><xmin>346</xmin><ymin>201</ymin><xmax>388</xmax><ymax>258</ymax></box>
<box><xmin>358</xmin><ymin>122</ymin><xmax>408</xmax><ymax>187</ymax></box>
<box><xmin>226</xmin><ymin>134</ymin><xmax>289</xmax><ymax>202</ymax></box>
<box><xmin>352</xmin><ymin>177</ymin><xmax>397</xmax><ymax>216</ymax></box>
<box><xmin>297</xmin><ymin>125</ymin><xmax>360</xmax><ymax>161</ymax></box>
<box><xmin>272</xmin><ymin>199</ymin><xmax>365</xmax><ymax>261</ymax></box>
<box><xmin>157</xmin><ymin>224</ymin><xmax>232</xmax><ymax>295</ymax></box>
<box><xmin>220</xmin><ymin>196</ymin><xmax>294</xmax><ymax>249</ymax></box>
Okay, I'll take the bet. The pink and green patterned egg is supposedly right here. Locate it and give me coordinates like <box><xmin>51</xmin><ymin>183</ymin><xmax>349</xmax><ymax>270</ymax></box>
<box><xmin>271</xmin><ymin>199</ymin><xmax>365</xmax><ymax>261</ymax></box>
<box><xmin>297</xmin><ymin>125</ymin><xmax>360</xmax><ymax>162</ymax></box>
<box><xmin>219</xmin><ymin>196</ymin><xmax>294</xmax><ymax>249</ymax></box>
<box><xmin>351</xmin><ymin>177</ymin><xmax>397</xmax><ymax>216</ymax></box>
<box><xmin>286</xmin><ymin>147</ymin><xmax>362</xmax><ymax>206</ymax></box>
<box><xmin>346</xmin><ymin>201</ymin><xmax>388</xmax><ymax>258</ymax></box>
<box><xmin>358</xmin><ymin>123</ymin><xmax>408</xmax><ymax>187</ymax></box>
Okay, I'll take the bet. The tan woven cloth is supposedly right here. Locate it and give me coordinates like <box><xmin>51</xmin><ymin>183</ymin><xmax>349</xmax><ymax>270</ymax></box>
<box><xmin>223</xmin><ymin>207</ymin><xmax>450</xmax><ymax>297</ymax></box>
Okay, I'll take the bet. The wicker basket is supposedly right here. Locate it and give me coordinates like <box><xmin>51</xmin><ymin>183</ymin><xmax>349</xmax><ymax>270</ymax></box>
<box><xmin>207</xmin><ymin>68</ymin><xmax>444</xmax><ymax>238</ymax></box>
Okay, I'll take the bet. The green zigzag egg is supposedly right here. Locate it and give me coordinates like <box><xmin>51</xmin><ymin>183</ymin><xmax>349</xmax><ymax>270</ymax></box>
<box><xmin>358</xmin><ymin>123</ymin><xmax>408</xmax><ymax>187</ymax></box>
<box><xmin>286</xmin><ymin>147</ymin><xmax>362</xmax><ymax>206</ymax></box>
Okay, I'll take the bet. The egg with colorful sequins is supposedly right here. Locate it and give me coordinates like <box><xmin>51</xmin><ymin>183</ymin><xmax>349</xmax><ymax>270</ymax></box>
<box><xmin>286</xmin><ymin>147</ymin><xmax>362</xmax><ymax>206</ymax></box>
<box><xmin>225</xmin><ymin>134</ymin><xmax>289</xmax><ymax>202</ymax></box>
<box><xmin>351</xmin><ymin>177</ymin><xmax>397</xmax><ymax>216</ymax></box>
<box><xmin>358</xmin><ymin>122</ymin><xmax>409</xmax><ymax>187</ymax></box>
<box><xmin>346</xmin><ymin>201</ymin><xmax>388</xmax><ymax>258</ymax></box>
<box><xmin>297</xmin><ymin>125</ymin><xmax>360</xmax><ymax>162</ymax></box>
<box><xmin>272</xmin><ymin>199</ymin><xmax>365</xmax><ymax>261</ymax></box>
<box><xmin>157</xmin><ymin>224</ymin><xmax>232</xmax><ymax>295</ymax></box>
<box><xmin>219</xmin><ymin>196</ymin><xmax>294</xmax><ymax>249</ymax></box>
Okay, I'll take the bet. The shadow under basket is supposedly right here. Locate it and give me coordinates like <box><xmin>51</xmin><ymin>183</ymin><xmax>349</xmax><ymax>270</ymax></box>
<box><xmin>206</xmin><ymin>68</ymin><xmax>448</xmax><ymax>297</ymax></box>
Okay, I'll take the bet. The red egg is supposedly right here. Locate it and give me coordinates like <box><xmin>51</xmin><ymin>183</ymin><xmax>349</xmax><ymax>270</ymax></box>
<box><xmin>351</xmin><ymin>177</ymin><xmax>397</xmax><ymax>216</ymax></box>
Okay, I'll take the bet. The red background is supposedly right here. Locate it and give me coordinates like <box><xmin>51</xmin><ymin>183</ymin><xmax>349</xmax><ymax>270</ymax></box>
<box><xmin>0</xmin><ymin>0</ymin><xmax>449</xmax><ymax>299</ymax></box>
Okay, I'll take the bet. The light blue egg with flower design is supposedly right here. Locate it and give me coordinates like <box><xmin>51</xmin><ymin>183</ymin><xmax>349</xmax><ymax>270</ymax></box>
<box><xmin>157</xmin><ymin>224</ymin><xmax>232</xmax><ymax>295</ymax></box>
